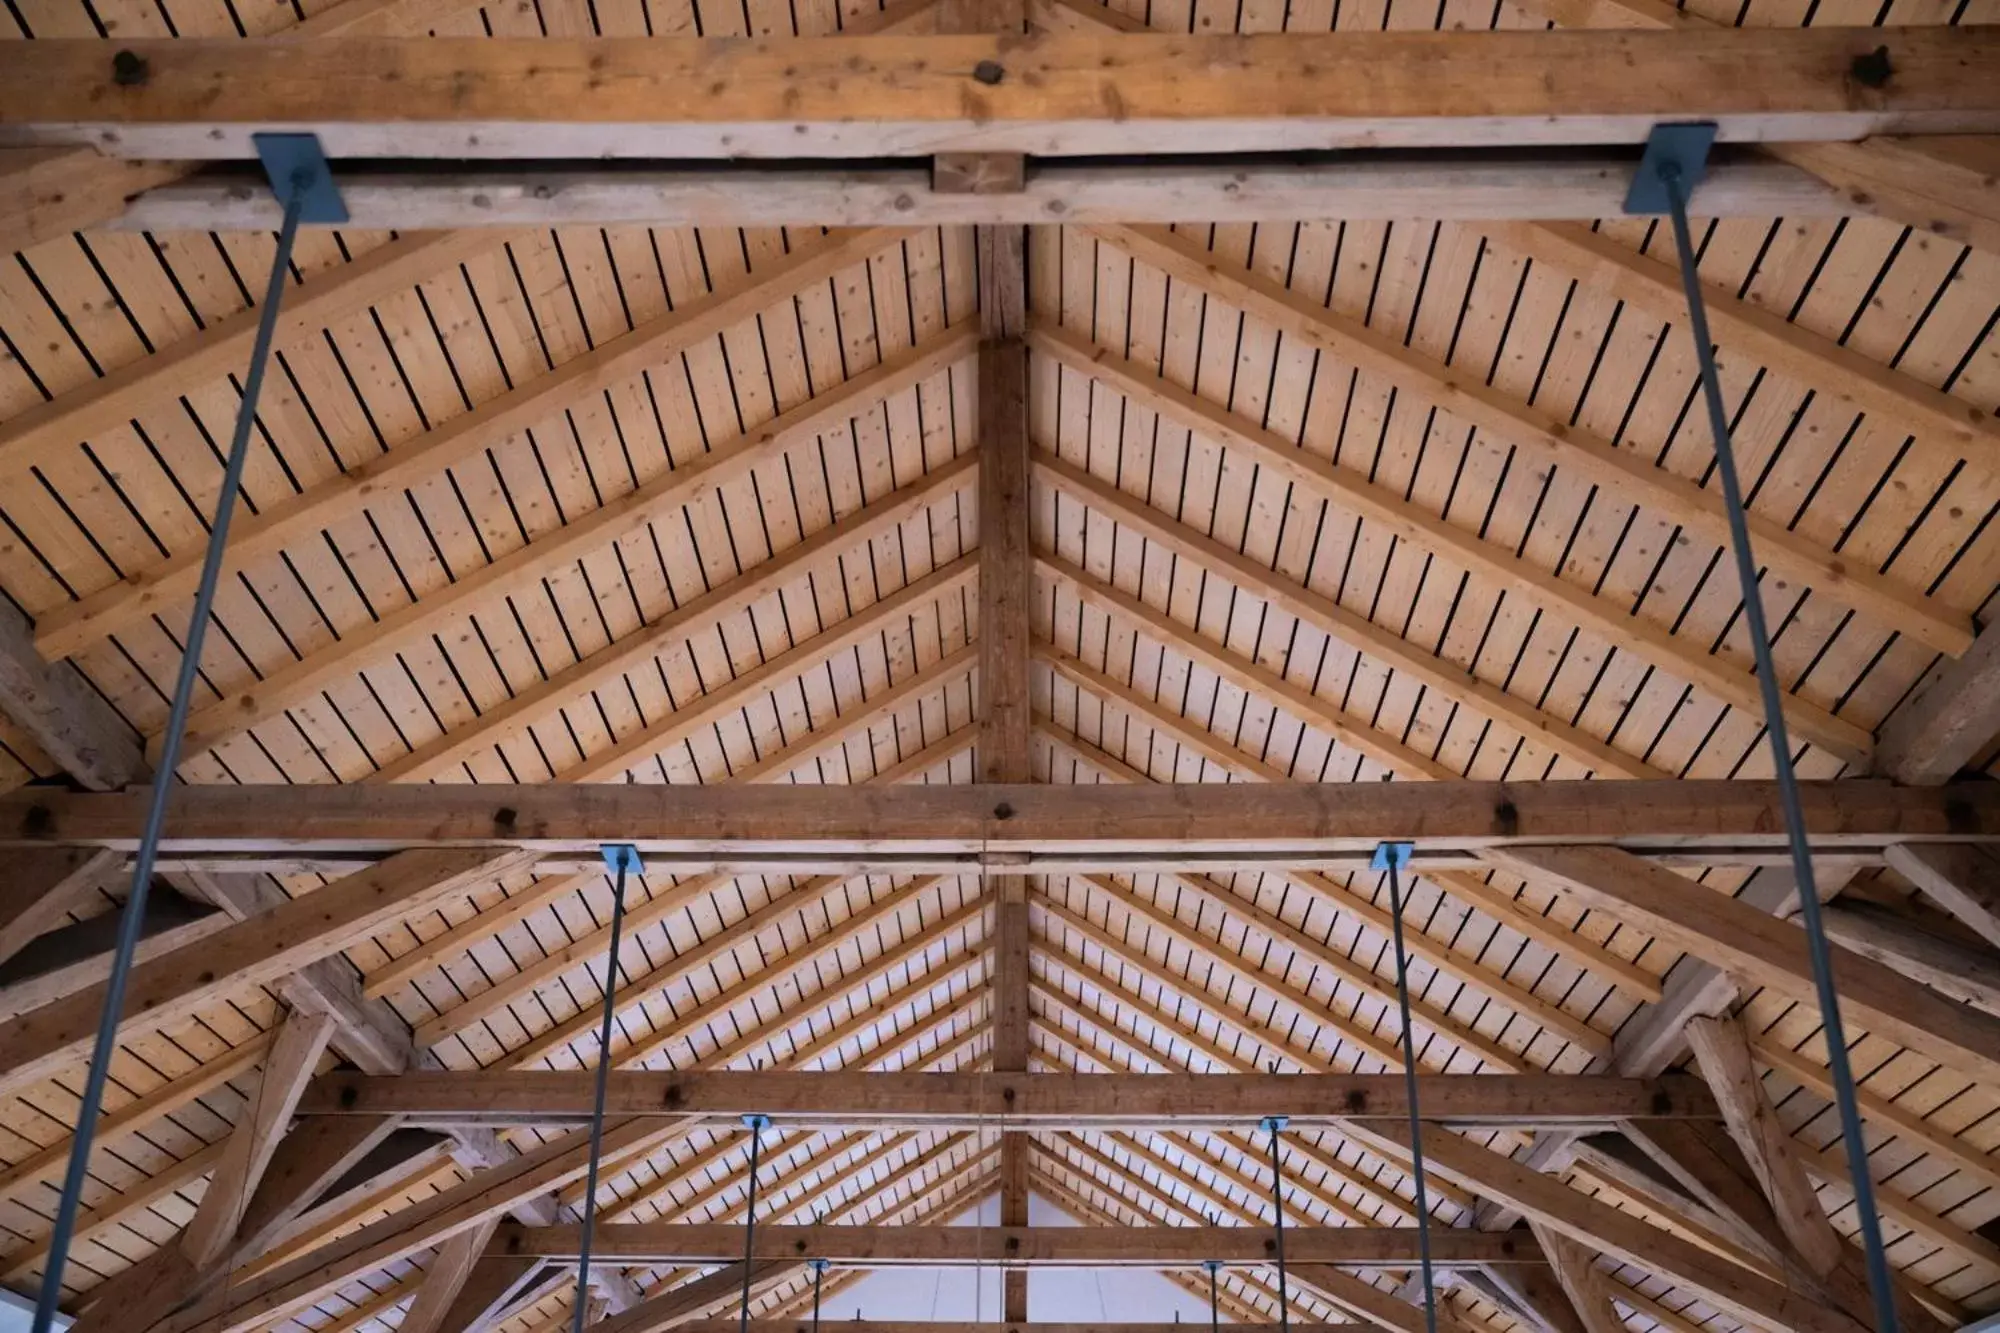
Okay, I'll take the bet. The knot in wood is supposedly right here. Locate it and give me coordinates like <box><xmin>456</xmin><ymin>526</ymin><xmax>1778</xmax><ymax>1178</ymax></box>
<box><xmin>972</xmin><ymin>59</ymin><xmax>1006</xmax><ymax>86</ymax></box>
<box><xmin>1849</xmin><ymin>44</ymin><xmax>1892</xmax><ymax>89</ymax></box>
<box><xmin>111</xmin><ymin>49</ymin><xmax>150</xmax><ymax>87</ymax></box>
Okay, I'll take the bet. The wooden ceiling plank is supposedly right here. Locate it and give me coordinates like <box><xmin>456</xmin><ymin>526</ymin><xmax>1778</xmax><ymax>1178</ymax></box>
<box><xmin>1483</xmin><ymin>222</ymin><xmax>1998</xmax><ymax>466</ymax></box>
<box><xmin>0</xmin><ymin>1034</ymin><xmax>269</xmax><ymax>1199</ymax></box>
<box><xmin>1</xmin><ymin>232</ymin><xmax>504</xmax><ymax>519</ymax></box>
<box><xmin>2</xmin><ymin>1140</ymin><xmax>227</xmax><ymax>1283</ymax></box>
<box><xmin>1776</xmin><ymin>138</ymin><xmax>2000</xmax><ymax>256</ymax></box>
<box><xmin>1751</xmin><ymin>1038</ymin><xmax>2000</xmax><ymax>1197</ymax></box>
<box><xmin>1027</xmin><ymin>324</ymin><xmax>1875</xmax><ymax>766</ymax></box>
<box><xmin>1038</xmin><ymin>654</ymin><xmax>1615</xmax><ymax>1053</ymax></box>
<box><xmin>1031</xmin><ymin>892</ymin><xmax>1483</xmax><ymax>1211</ymax></box>
<box><xmin>1030</xmin><ymin>950</ymin><xmax>1448</xmax><ymax>1220</ymax></box>
<box><xmin>369</xmin><ymin>449</ymin><xmax>975</xmax><ymax>785</ymax></box>
<box><xmin>1489</xmin><ymin>845</ymin><xmax>2000</xmax><ymax>1088</ymax></box>
<box><xmin>561</xmin><ymin>559</ymin><xmax>977</xmax><ymax>784</ymax></box>
<box><xmin>32</xmin><ymin>228</ymin><xmax>912</xmax><ymax>670</ymax></box>
<box><xmin>1031</xmin><ymin>1005</ymin><xmax>1403</xmax><ymax>1231</ymax></box>
<box><xmin>1347</xmin><ymin>1120</ymin><xmax>1866</xmax><ymax>1333</ymax></box>
<box><xmin>549</xmin><ymin>881</ymin><xmax>979</xmax><ymax>1076</ymax></box>
<box><xmin>161</xmin><ymin>324</ymin><xmax>974</xmax><ymax>766</ymax></box>
<box><xmin>1033</xmin><ymin>450</ymin><xmax>1656</xmax><ymax>781</ymax></box>
<box><xmin>0</xmin><ymin>849</ymin><xmax>533</xmax><ymax>1100</ymax></box>
<box><xmin>8</xmin><ymin>30</ymin><xmax>1999</xmax><ymax>159</ymax></box>
<box><xmin>0</xmin><ymin>846</ymin><xmax>122</xmax><ymax>965</ymax></box>
<box><xmin>1881</xmin><ymin>841</ymin><xmax>2000</xmax><ymax>951</ymax></box>
<box><xmin>1039</xmin><ymin>720</ymin><xmax>1658</xmax><ymax>1003</ymax></box>
<box><xmin>1086</xmin><ymin>222</ymin><xmax>1970</xmax><ymax>660</ymax></box>
<box><xmin>0</xmin><ymin>597</ymin><xmax>146</xmax><ymax>791</ymax></box>
<box><xmin>363</xmin><ymin>869</ymin><xmax>602</xmax><ymax>1001</ymax></box>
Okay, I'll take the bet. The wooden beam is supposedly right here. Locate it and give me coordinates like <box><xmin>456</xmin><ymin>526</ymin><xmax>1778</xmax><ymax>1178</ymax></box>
<box><xmin>0</xmin><ymin>847</ymin><xmax>120</xmax><ymax>966</ymax></box>
<box><xmin>183</xmin><ymin>1009</ymin><xmax>341</xmax><ymax>1268</ymax></box>
<box><xmin>1684</xmin><ymin>1017</ymin><xmax>1846</xmax><ymax>1279</ymax></box>
<box><xmin>294</xmin><ymin>1069</ymin><xmax>1713</xmax><ymax>1127</ymax></box>
<box><xmin>0</xmin><ymin>0</ymin><xmax>488</xmax><ymax>248</ymax></box>
<box><xmin>1086</xmin><ymin>222</ymin><xmax>1968</xmax><ymax>660</ymax></box>
<box><xmin>2</xmin><ymin>1140</ymin><xmax>226</xmax><ymax>1283</ymax></box>
<box><xmin>669</xmin><ymin>1325</ymin><xmax>1348</xmax><ymax>1332</ymax></box>
<box><xmin>1820</xmin><ymin>899</ymin><xmax>2000</xmax><ymax>1016</ymax></box>
<box><xmin>1481</xmin><ymin>222</ymin><xmax>1998</xmax><ymax>465</ymax></box>
<box><xmin>157</xmin><ymin>1118</ymin><xmax>679</xmax><ymax>1333</ymax></box>
<box><xmin>427</xmin><ymin>1258</ymin><xmax>546</xmax><ymax>1333</ymax></box>
<box><xmin>0</xmin><ymin>599</ymin><xmax>146</xmax><ymax>790</ymax></box>
<box><xmin>0</xmin><ymin>889</ymin><xmax>224</xmax><ymax>1019</ymax></box>
<box><xmin>1489</xmin><ymin>845</ymin><xmax>2000</xmax><ymax>1087</ymax></box>
<box><xmin>398</xmin><ymin>1217</ymin><xmax>505</xmax><ymax>1333</ymax></box>
<box><xmin>1775</xmin><ymin>137</ymin><xmax>2000</xmax><ymax>254</ymax></box>
<box><xmin>1346</xmin><ymin>1120</ymin><xmax>1867</xmax><ymax>1333</ymax></box>
<box><xmin>1524</xmin><ymin>1226</ymin><xmax>1625</xmax><ymax>1333</ymax></box>
<box><xmin>180</xmin><ymin>869</ymin><xmax>429</xmax><ymax>1076</ymax></box>
<box><xmin>8</xmin><ymin>30</ymin><xmax>1997</xmax><ymax>159</ymax></box>
<box><xmin>486</xmin><ymin>1222</ymin><xmax>1534</xmax><ymax>1266</ymax></box>
<box><xmin>5</xmin><ymin>781</ymin><xmax>1997</xmax><ymax>858</ymax></box>
<box><xmin>117</xmin><ymin>153</ymin><xmax>1852</xmax><ymax>231</ymax></box>
<box><xmin>0</xmin><ymin>146</ymin><xmax>188</xmax><ymax>251</ymax></box>
<box><xmin>0</xmin><ymin>849</ymin><xmax>531</xmax><ymax>1099</ymax></box>
<box><xmin>1029</xmin><ymin>321</ymin><xmax>1875</xmax><ymax>765</ymax></box>
<box><xmin>1882</xmin><ymin>841</ymin><xmax>2000</xmax><ymax>950</ymax></box>
<box><xmin>1877</xmin><ymin>622</ymin><xmax>2000</xmax><ymax>786</ymax></box>
<box><xmin>232</xmin><ymin>1114</ymin><xmax>410</xmax><ymax>1257</ymax></box>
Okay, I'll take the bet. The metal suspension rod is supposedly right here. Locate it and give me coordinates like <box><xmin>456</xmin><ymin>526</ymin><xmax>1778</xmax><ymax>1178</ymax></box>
<box><xmin>738</xmin><ymin>1113</ymin><xmax>772</xmax><ymax>1333</ymax></box>
<box><xmin>571</xmin><ymin>845</ymin><xmax>641</xmax><ymax>1333</ymax></box>
<box><xmin>808</xmin><ymin>1258</ymin><xmax>829</xmax><ymax>1333</ymax></box>
<box><xmin>29</xmin><ymin>166</ymin><xmax>316</xmax><ymax>1333</ymax></box>
<box><xmin>1259</xmin><ymin>1115</ymin><xmax>1290</xmax><ymax>1333</ymax></box>
<box><xmin>1647</xmin><ymin>140</ymin><xmax>1900</xmax><ymax>1333</ymax></box>
<box><xmin>1203</xmin><ymin>1259</ymin><xmax>1222</xmax><ymax>1333</ymax></box>
<box><xmin>1377</xmin><ymin>842</ymin><xmax>1438</xmax><ymax>1333</ymax></box>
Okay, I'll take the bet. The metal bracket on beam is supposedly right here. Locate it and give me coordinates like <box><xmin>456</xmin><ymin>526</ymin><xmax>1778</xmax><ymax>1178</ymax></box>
<box><xmin>600</xmin><ymin>843</ymin><xmax>643</xmax><ymax>876</ymax></box>
<box><xmin>1623</xmin><ymin>122</ymin><xmax>1717</xmax><ymax>216</ymax></box>
<box><xmin>1370</xmin><ymin>841</ymin><xmax>1414</xmax><ymax>873</ymax></box>
<box><xmin>252</xmin><ymin>132</ymin><xmax>349</xmax><ymax>224</ymax></box>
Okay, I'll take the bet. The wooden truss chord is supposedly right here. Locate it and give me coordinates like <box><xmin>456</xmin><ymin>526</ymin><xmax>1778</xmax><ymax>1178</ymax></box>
<box><xmin>6</xmin><ymin>30</ymin><xmax>1999</xmax><ymax>159</ymax></box>
<box><xmin>1489</xmin><ymin>844</ymin><xmax>2000</xmax><ymax>1087</ymax></box>
<box><xmin>291</xmin><ymin>1069</ymin><xmax>1716</xmax><ymax>1128</ymax></box>
<box><xmin>483</xmin><ymin>1221</ymin><xmax>1536</xmax><ymax>1266</ymax></box>
<box><xmin>111</xmin><ymin>154</ymin><xmax>1854</xmax><ymax>232</ymax></box>
<box><xmin>3</xmin><ymin>780</ymin><xmax>1992</xmax><ymax>857</ymax></box>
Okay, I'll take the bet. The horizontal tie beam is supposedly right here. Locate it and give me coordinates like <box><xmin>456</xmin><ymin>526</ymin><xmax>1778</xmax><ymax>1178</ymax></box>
<box><xmin>293</xmin><ymin>1070</ymin><xmax>1718</xmax><ymax>1129</ymax></box>
<box><xmin>487</xmin><ymin>1223</ymin><xmax>1538</xmax><ymax>1267</ymax></box>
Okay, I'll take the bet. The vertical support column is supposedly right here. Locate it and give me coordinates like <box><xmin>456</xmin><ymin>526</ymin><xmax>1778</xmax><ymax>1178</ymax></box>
<box><xmin>974</xmin><ymin>224</ymin><xmax>1031</xmax><ymax>1330</ymax></box>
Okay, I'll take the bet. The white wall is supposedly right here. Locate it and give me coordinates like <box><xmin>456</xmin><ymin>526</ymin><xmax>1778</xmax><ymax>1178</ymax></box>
<box><xmin>808</xmin><ymin>1194</ymin><xmax>1221</xmax><ymax>1323</ymax></box>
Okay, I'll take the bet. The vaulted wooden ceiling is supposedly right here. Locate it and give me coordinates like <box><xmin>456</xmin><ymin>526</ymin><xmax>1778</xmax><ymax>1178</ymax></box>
<box><xmin>0</xmin><ymin>0</ymin><xmax>1997</xmax><ymax>1332</ymax></box>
